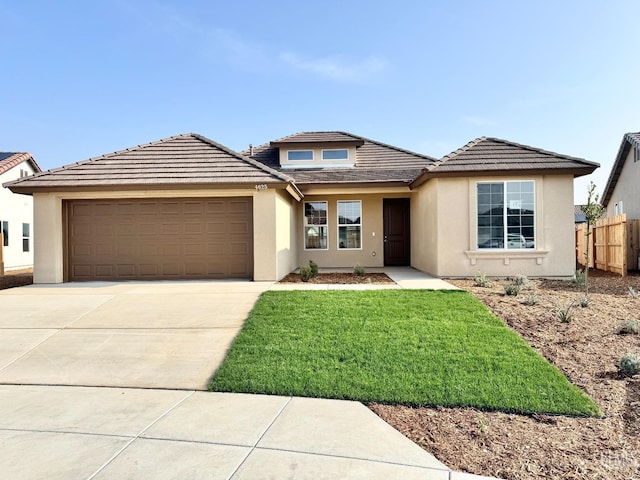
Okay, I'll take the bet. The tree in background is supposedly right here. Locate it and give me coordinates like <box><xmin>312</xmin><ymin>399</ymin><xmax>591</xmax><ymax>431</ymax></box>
<box><xmin>580</xmin><ymin>182</ymin><xmax>606</xmax><ymax>297</ymax></box>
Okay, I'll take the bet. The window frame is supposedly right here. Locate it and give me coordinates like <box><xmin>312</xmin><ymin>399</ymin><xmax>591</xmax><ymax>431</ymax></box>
<box><xmin>303</xmin><ymin>201</ymin><xmax>328</xmax><ymax>251</ymax></box>
<box><xmin>22</xmin><ymin>223</ymin><xmax>30</xmax><ymax>253</ymax></box>
<box><xmin>287</xmin><ymin>150</ymin><xmax>314</xmax><ymax>162</ymax></box>
<box><xmin>321</xmin><ymin>149</ymin><xmax>349</xmax><ymax>162</ymax></box>
<box><xmin>337</xmin><ymin>200</ymin><xmax>363</xmax><ymax>250</ymax></box>
<box><xmin>476</xmin><ymin>180</ymin><xmax>536</xmax><ymax>251</ymax></box>
<box><xmin>1</xmin><ymin>221</ymin><xmax>8</xmax><ymax>247</ymax></box>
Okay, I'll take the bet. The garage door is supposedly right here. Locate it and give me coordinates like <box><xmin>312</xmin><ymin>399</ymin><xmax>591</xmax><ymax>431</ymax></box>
<box><xmin>65</xmin><ymin>198</ymin><xmax>253</xmax><ymax>281</ymax></box>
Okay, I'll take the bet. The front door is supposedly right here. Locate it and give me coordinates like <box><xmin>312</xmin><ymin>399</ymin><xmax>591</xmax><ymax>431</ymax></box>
<box><xmin>383</xmin><ymin>198</ymin><xmax>410</xmax><ymax>266</ymax></box>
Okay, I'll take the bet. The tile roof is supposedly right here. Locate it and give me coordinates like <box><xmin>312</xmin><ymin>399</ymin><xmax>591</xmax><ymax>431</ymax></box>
<box><xmin>602</xmin><ymin>132</ymin><xmax>640</xmax><ymax>207</ymax></box>
<box><xmin>247</xmin><ymin>131</ymin><xmax>437</xmax><ymax>185</ymax></box>
<box><xmin>432</xmin><ymin>137</ymin><xmax>599</xmax><ymax>174</ymax></box>
<box><xmin>574</xmin><ymin>205</ymin><xmax>587</xmax><ymax>223</ymax></box>
<box><xmin>6</xmin><ymin>134</ymin><xmax>295</xmax><ymax>192</ymax></box>
<box><xmin>0</xmin><ymin>152</ymin><xmax>42</xmax><ymax>176</ymax></box>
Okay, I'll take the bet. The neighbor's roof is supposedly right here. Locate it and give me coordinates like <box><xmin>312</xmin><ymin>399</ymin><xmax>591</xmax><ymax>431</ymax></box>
<box><xmin>0</xmin><ymin>152</ymin><xmax>42</xmax><ymax>176</ymax></box>
<box><xmin>6</xmin><ymin>133</ymin><xmax>296</xmax><ymax>194</ymax></box>
<box><xmin>247</xmin><ymin>131</ymin><xmax>438</xmax><ymax>185</ymax></box>
<box><xmin>411</xmin><ymin>137</ymin><xmax>599</xmax><ymax>186</ymax></box>
<box><xmin>574</xmin><ymin>205</ymin><xmax>587</xmax><ymax>223</ymax></box>
<box><xmin>601</xmin><ymin>132</ymin><xmax>640</xmax><ymax>207</ymax></box>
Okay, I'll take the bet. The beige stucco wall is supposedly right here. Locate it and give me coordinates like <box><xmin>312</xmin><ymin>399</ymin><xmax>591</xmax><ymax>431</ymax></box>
<box><xmin>31</xmin><ymin>188</ymin><xmax>297</xmax><ymax>283</ymax></box>
<box><xmin>296</xmin><ymin>192</ymin><xmax>412</xmax><ymax>269</ymax></box>
<box><xmin>412</xmin><ymin>175</ymin><xmax>575</xmax><ymax>278</ymax></box>
<box><xmin>607</xmin><ymin>147</ymin><xmax>640</xmax><ymax>218</ymax></box>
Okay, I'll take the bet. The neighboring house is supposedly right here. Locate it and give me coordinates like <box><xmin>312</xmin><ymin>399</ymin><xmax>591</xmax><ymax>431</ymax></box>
<box><xmin>0</xmin><ymin>152</ymin><xmax>41</xmax><ymax>272</ymax></box>
<box><xmin>574</xmin><ymin>205</ymin><xmax>587</xmax><ymax>224</ymax></box>
<box><xmin>602</xmin><ymin>132</ymin><xmax>640</xmax><ymax>218</ymax></box>
<box><xmin>5</xmin><ymin>132</ymin><xmax>598</xmax><ymax>283</ymax></box>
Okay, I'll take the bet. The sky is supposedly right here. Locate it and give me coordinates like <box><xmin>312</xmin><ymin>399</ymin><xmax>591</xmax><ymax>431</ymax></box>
<box><xmin>2</xmin><ymin>0</ymin><xmax>639</xmax><ymax>203</ymax></box>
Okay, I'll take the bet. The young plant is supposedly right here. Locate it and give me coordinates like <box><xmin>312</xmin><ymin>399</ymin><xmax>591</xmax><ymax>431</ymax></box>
<box><xmin>300</xmin><ymin>265</ymin><xmax>313</xmax><ymax>282</ymax></box>
<box><xmin>474</xmin><ymin>271</ymin><xmax>491</xmax><ymax>287</ymax></box>
<box><xmin>572</xmin><ymin>269</ymin><xmax>586</xmax><ymax>287</ymax></box>
<box><xmin>522</xmin><ymin>295</ymin><xmax>539</xmax><ymax>306</ymax></box>
<box><xmin>580</xmin><ymin>182</ymin><xmax>606</xmax><ymax>297</ymax></box>
<box><xmin>308</xmin><ymin>260</ymin><xmax>319</xmax><ymax>278</ymax></box>
<box><xmin>503</xmin><ymin>282</ymin><xmax>521</xmax><ymax>297</ymax></box>
<box><xmin>628</xmin><ymin>286</ymin><xmax>640</xmax><ymax>299</ymax></box>
<box><xmin>619</xmin><ymin>353</ymin><xmax>640</xmax><ymax>377</ymax></box>
<box><xmin>353</xmin><ymin>264</ymin><xmax>366</xmax><ymax>276</ymax></box>
<box><xmin>619</xmin><ymin>319</ymin><xmax>640</xmax><ymax>335</ymax></box>
<box><xmin>578</xmin><ymin>295</ymin><xmax>591</xmax><ymax>308</ymax></box>
<box><xmin>555</xmin><ymin>299</ymin><xmax>576</xmax><ymax>323</ymax></box>
<box><xmin>513</xmin><ymin>274</ymin><xmax>529</xmax><ymax>287</ymax></box>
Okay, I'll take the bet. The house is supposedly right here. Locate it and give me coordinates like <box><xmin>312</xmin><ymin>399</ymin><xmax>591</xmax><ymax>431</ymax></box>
<box><xmin>574</xmin><ymin>205</ymin><xmax>587</xmax><ymax>224</ymax></box>
<box><xmin>0</xmin><ymin>152</ymin><xmax>41</xmax><ymax>273</ymax></box>
<box><xmin>602</xmin><ymin>132</ymin><xmax>640</xmax><ymax>218</ymax></box>
<box><xmin>5</xmin><ymin>132</ymin><xmax>598</xmax><ymax>283</ymax></box>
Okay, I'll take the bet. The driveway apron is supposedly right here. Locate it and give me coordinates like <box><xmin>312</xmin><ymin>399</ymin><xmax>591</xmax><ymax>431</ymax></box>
<box><xmin>0</xmin><ymin>281</ymin><xmax>271</xmax><ymax>390</ymax></box>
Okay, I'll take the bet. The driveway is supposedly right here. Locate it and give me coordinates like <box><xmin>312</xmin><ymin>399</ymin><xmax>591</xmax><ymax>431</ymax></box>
<box><xmin>0</xmin><ymin>281</ymin><xmax>270</xmax><ymax>389</ymax></box>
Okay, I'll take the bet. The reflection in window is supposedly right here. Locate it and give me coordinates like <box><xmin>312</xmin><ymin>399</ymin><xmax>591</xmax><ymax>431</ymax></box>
<box><xmin>477</xmin><ymin>181</ymin><xmax>535</xmax><ymax>249</ymax></box>
<box><xmin>304</xmin><ymin>201</ymin><xmax>328</xmax><ymax>249</ymax></box>
<box><xmin>338</xmin><ymin>200</ymin><xmax>361</xmax><ymax>249</ymax></box>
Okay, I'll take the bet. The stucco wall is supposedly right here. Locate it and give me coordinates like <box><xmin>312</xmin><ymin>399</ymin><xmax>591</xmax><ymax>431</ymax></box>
<box><xmin>410</xmin><ymin>179</ymin><xmax>439</xmax><ymax>275</ymax></box>
<box><xmin>607</xmin><ymin>147</ymin><xmax>640</xmax><ymax>219</ymax></box>
<box><xmin>296</xmin><ymin>192</ymin><xmax>412</xmax><ymax>269</ymax></box>
<box><xmin>0</xmin><ymin>164</ymin><xmax>36</xmax><ymax>270</ymax></box>
<box><xmin>31</xmin><ymin>188</ymin><xmax>296</xmax><ymax>283</ymax></box>
<box><xmin>413</xmin><ymin>175</ymin><xmax>575</xmax><ymax>278</ymax></box>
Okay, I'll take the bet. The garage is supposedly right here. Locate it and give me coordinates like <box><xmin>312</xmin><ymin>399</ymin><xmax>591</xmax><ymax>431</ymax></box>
<box><xmin>64</xmin><ymin>197</ymin><xmax>253</xmax><ymax>281</ymax></box>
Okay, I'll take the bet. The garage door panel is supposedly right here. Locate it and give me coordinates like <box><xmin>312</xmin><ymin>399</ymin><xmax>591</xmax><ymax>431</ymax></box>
<box><xmin>66</xmin><ymin>198</ymin><xmax>253</xmax><ymax>281</ymax></box>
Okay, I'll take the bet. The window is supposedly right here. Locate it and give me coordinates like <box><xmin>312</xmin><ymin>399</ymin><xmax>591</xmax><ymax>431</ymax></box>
<box><xmin>22</xmin><ymin>223</ymin><xmax>30</xmax><ymax>252</ymax></box>
<box><xmin>614</xmin><ymin>201</ymin><xmax>624</xmax><ymax>215</ymax></box>
<box><xmin>1</xmin><ymin>221</ymin><xmax>7</xmax><ymax>247</ymax></box>
<box><xmin>288</xmin><ymin>150</ymin><xmax>314</xmax><ymax>161</ymax></box>
<box><xmin>634</xmin><ymin>148</ymin><xmax>640</xmax><ymax>163</ymax></box>
<box><xmin>477</xmin><ymin>181</ymin><xmax>535</xmax><ymax>249</ymax></box>
<box><xmin>304</xmin><ymin>201</ymin><xmax>328</xmax><ymax>249</ymax></box>
<box><xmin>338</xmin><ymin>200</ymin><xmax>362</xmax><ymax>249</ymax></box>
<box><xmin>322</xmin><ymin>149</ymin><xmax>348</xmax><ymax>161</ymax></box>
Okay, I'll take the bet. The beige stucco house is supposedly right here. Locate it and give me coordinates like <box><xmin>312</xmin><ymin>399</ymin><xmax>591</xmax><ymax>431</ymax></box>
<box><xmin>602</xmin><ymin>132</ymin><xmax>640</xmax><ymax>218</ymax></box>
<box><xmin>0</xmin><ymin>152</ymin><xmax>41</xmax><ymax>273</ymax></box>
<box><xmin>5</xmin><ymin>132</ymin><xmax>598</xmax><ymax>283</ymax></box>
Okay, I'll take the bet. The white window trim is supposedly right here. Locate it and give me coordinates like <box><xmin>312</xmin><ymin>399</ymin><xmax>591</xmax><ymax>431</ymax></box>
<box><xmin>322</xmin><ymin>148</ymin><xmax>349</xmax><ymax>161</ymax></box>
<box><xmin>287</xmin><ymin>149</ymin><xmax>314</xmax><ymax>162</ymax></box>
<box><xmin>303</xmin><ymin>201</ymin><xmax>328</xmax><ymax>251</ymax></box>
<box><xmin>476</xmin><ymin>180</ymin><xmax>536</xmax><ymax>251</ymax></box>
<box><xmin>337</xmin><ymin>200</ymin><xmax>363</xmax><ymax>251</ymax></box>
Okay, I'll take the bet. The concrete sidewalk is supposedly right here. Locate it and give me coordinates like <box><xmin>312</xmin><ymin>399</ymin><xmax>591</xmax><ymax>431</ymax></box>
<box><xmin>0</xmin><ymin>385</ymin><xmax>496</xmax><ymax>479</ymax></box>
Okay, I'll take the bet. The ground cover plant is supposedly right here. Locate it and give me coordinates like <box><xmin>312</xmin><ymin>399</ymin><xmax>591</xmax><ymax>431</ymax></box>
<box><xmin>210</xmin><ymin>290</ymin><xmax>598</xmax><ymax>416</ymax></box>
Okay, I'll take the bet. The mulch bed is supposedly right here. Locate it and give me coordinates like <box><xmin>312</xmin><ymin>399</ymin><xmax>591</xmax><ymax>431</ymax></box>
<box><xmin>279</xmin><ymin>272</ymin><xmax>394</xmax><ymax>284</ymax></box>
<box><xmin>0</xmin><ymin>269</ymin><xmax>33</xmax><ymax>290</ymax></box>
<box><xmin>370</xmin><ymin>270</ymin><xmax>640</xmax><ymax>479</ymax></box>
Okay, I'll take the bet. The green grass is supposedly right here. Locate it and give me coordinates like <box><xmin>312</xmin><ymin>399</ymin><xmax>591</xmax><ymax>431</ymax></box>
<box><xmin>209</xmin><ymin>290</ymin><xmax>600</xmax><ymax>416</ymax></box>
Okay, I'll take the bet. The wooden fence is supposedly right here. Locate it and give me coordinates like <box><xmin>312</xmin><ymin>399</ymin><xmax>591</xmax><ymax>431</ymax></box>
<box><xmin>576</xmin><ymin>213</ymin><xmax>640</xmax><ymax>276</ymax></box>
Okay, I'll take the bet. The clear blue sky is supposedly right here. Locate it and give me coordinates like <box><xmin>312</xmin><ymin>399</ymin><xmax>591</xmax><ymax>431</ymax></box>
<box><xmin>2</xmin><ymin>1</ymin><xmax>639</xmax><ymax>203</ymax></box>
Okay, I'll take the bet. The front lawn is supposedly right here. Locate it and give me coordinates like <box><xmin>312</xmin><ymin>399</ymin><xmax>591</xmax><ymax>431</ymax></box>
<box><xmin>209</xmin><ymin>290</ymin><xmax>599</xmax><ymax>416</ymax></box>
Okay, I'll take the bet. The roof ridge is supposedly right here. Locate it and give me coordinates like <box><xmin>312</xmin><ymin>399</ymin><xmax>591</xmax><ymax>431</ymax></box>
<box><xmin>335</xmin><ymin>131</ymin><xmax>439</xmax><ymax>162</ymax></box>
<box><xmin>0</xmin><ymin>152</ymin><xmax>42</xmax><ymax>176</ymax></box>
<box><xmin>483</xmin><ymin>137</ymin><xmax>598</xmax><ymax>165</ymax></box>
<box><xmin>439</xmin><ymin>137</ymin><xmax>488</xmax><ymax>162</ymax></box>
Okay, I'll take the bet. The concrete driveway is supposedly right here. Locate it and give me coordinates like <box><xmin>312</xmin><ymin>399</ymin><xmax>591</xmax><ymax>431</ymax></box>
<box><xmin>0</xmin><ymin>281</ymin><xmax>270</xmax><ymax>390</ymax></box>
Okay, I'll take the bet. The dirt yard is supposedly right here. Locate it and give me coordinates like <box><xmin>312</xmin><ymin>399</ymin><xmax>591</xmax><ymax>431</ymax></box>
<box><xmin>0</xmin><ymin>269</ymin><xmax>33</xmax><ymax>290</ymax></box>
<box><xmin>371</xmin><ymin>270</ymin><xmax>640</xmax><ymax>480</ymax></box>
<box><xmin>279</xmin><ymin>272</ymin><xmax>393</xmax><ymax>284</ymax></box>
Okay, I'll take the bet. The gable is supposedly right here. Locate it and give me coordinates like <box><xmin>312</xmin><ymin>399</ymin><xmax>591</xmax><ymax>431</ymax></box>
<box><xmin>0</xmin><ymin>153</ymin><xmax>42</xmax><ymax>178</ymax></box>
<box><xmin>602</xmin><ymin>132</ymin><xmax>640</xmax><ymax>207</ymax></box>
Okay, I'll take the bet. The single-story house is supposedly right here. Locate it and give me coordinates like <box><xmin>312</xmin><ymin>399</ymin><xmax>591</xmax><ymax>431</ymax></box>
<box><xmin>0</xmin><ymin>152</ymin><xmax>41</xmax><ymax>272</ymax></box>
<box><xmin>5</xmin><ymin>132</ymin><xmax>598</xmax><ymax>283</ymax></box>
<box><xmin>602</xmin><ymin>132</ymin><xmax>640</xmax><ymax>218</ymax></box>
<box><xmin>574</xmin><ymin>205</ymin><xmax>587</xmax><ymax>224</ymax></box>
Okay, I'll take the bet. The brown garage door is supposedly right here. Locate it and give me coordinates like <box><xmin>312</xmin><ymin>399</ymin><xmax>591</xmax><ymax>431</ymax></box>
<box><xmin>64</xmin><ymin>198</ymin><xmax>253</xmax><ymax>281</ymax></box>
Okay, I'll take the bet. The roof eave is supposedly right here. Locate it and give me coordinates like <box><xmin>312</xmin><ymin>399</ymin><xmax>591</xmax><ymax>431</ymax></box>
<box><xmin>602</xmin><ymin>134</ymin><xmax>635</xmax><ymax>207</ymax></box>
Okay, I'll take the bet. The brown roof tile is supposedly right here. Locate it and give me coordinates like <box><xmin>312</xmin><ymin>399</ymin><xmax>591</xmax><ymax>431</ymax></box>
<box><xmin>6</xmin><ymin>134</ymin><xmax>294</xmax><ymax>192</ymax></box>
<box><xmin>0</xmin><ymin>152</ymin><xmax>42</xmax><ymax>176</ymax></box>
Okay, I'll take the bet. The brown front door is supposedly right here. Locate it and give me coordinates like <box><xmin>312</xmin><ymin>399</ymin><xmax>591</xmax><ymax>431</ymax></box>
<box><xmin>64</xmin><ymin>197</ymin><xmax>253</xmax><ymax>281</ymax></box>
<box><xmin>383</xmin><ymin>198</ymin><xmax>410</xmax><ymax>266</ymax></box>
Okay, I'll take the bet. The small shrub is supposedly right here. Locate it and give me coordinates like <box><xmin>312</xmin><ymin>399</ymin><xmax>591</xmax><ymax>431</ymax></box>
<box><xmin>353</xmin><ymin>264</ymin><xmax>366</xmax><ymax>276</ymax></box>
<box><xmin>619</xmin><ymin>353</ymin><xmax>640</xmax><ymax>377</ymax></box>
<box><xmin>619</xmin><ymin>319</ymin><xmax>640</xmax><ymax>335</ymax></box>
<box><xmin>571</xmin><ymin>269</ymin><xmax>585</xmax><ymax>287</ymax></box>
<box><xmin>522</xmin><ymin>295</ymin><xmax>539</xmax><ymax>306</ymax></box>
<box><xmin>503</xmin><ymin>282</ymin><xmax>520</xmax><ymax>297</ymax></box>
<box><xmin>474</xmin><ymin>272</ymin><xmax>491</xmax><ymax>287</ymax></box>
<box><xmin>628</xmin><ymin>286</ymin><xmax>640</xmax><ymax>298</ymax></box>
<box><xmin>578</xmin><ymin>295</ymin><xmax>591</xmax><ymax>308</ymax></box>
<box><xmin>300</xmin><ymin>265</ymin><xmax>312</xmax><ymax>282</ymax></box>
<box><xmin>555</xmin><ymin>300</ymin><xmax>576</xmax><ymax>323</ymax></box>
<box><xmin>513</xmin><ymin>274</ymin><xmax>529</xmax><ymax>286</ymax></box>
<box><xmin>308</xmin><ymin>260</ymin><xmax>319</xmax><ymax>278</ymax></box>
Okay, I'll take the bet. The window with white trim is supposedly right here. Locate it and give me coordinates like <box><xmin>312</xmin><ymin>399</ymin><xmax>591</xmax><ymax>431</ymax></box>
<box><xmin>288</xmin><ymin>150</ymin><xmax>314</xmax><ymax>161</ymax></box>
<box><xmin>477</xmin><ymin>181</ymin><xmax>535</xmax><ymax>249</ymax></box>
<box><xmin>322</xmin><ymin>149</ymin><xmax>348</xmax><ymax>161</ymax></box>
<box><xmin>22</xmin><ymin>223</ymin><xmax>30</xmax><ymax>252</ymax></box>
<box><xmin>337</xmin><ymin>200</ymin><xmax>362</xmax><ymax>249</ymax></box>
<box><xmin>304</xmin><ymin>201</ymin><xmax>328</xmax><ymax>249</ymax></box>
